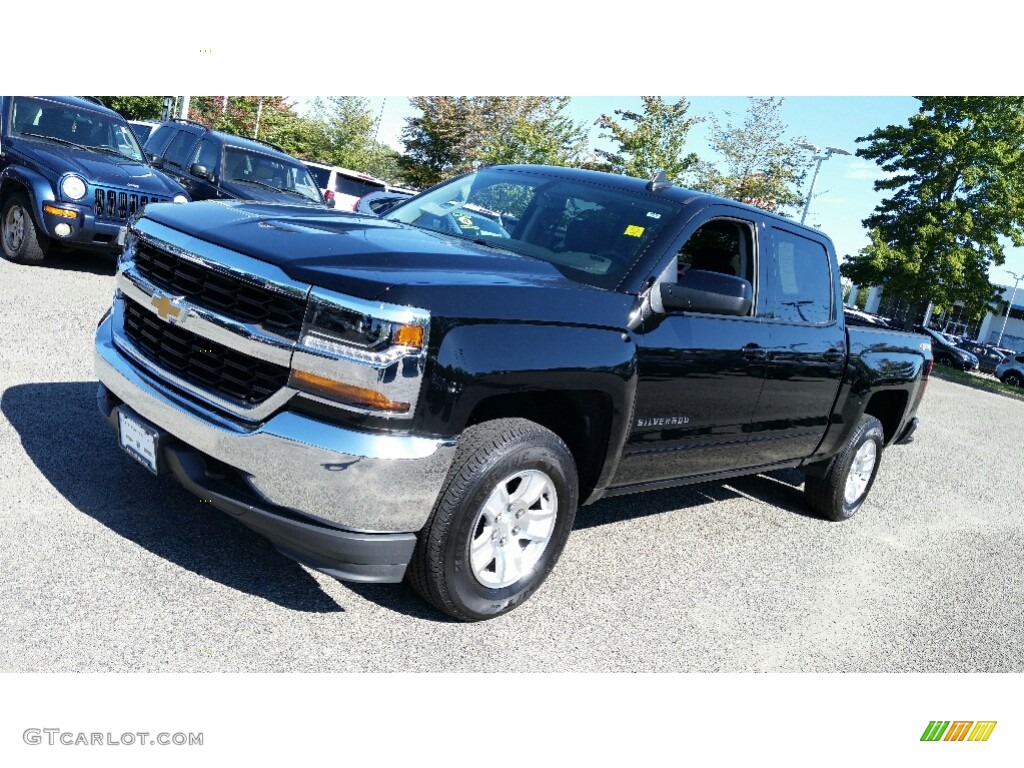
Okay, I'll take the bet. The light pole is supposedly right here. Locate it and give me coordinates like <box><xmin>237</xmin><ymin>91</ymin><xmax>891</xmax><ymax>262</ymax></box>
<box><xmin>996</xmin><ymin>270</ymin><xmax>1023</xmax><ymax>347</ymax></box>
<box><xmin>797</xmin><ymin>142</ymin><xmax>851</xmax><ymax>224</ymax></box>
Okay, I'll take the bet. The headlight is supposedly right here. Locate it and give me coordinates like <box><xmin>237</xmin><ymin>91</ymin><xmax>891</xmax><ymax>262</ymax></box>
<box><xmin>172</xmin><ymin>194</ymin><xmax>189</xmax><ymax>204</ymax></box>
<box><xmin>60</xmin><ymin>175</ymin><xmax>87</xmax><ymax>200</ymax></box>
<box><xmin>289</xmin><ymin>290</ymin><xmax>429</xmax><ymax>415</ymax></box>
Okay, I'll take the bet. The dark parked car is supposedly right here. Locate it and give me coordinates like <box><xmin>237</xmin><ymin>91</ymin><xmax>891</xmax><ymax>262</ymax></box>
<box><xmin>916</xmin><ymin>326</ymin><xmax>979</xmax><ymax>371</ymax></box>
<box><xmin>957</xmin><ymin>340</ymin><xmax>1013</xmax><ymax>375</ymax></box>
<box><xmin>0</xmin><ymin>96</ymin><xmax>189</xmax><ymax>264</ymax></box>
<box><xmin>142</xmin><ymin>119</ymin><xmax>326</xmax><ymax>207</ymax></box>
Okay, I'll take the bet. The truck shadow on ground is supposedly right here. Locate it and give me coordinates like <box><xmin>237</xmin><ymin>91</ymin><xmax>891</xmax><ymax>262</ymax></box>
<box><xmin>2</xmin><ymin>381</ymin><xmax>342</xmax><ymax>613</ymax></box>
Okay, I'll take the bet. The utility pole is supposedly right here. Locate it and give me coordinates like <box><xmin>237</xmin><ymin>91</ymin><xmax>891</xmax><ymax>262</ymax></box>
<box><xmin>796</xmin><ymin>142</ymin><xmax>852</xmax><ymax>225</ymax></box>
<box><xmin>996</xmin><ymin>271</ymin><xmax>1023</xmax><ymax>346</ymax></box>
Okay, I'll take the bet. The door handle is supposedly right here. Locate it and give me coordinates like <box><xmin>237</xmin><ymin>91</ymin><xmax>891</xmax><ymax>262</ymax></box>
<box><xmin>742</xmin><ymin>344</ymin><xmax>768</xmax><ymax>360</ymax></box>
<box><xmin>823</xmin><ymin>348</ymin><xmax>845</xmax><ymax>362</ymax></box>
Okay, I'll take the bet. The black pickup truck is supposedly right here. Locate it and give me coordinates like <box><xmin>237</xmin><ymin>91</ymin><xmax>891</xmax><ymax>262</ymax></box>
<box><xmin>94</xmin><ymin>164</ymin><xmax>932</xmax><ymax>621</ymax></box>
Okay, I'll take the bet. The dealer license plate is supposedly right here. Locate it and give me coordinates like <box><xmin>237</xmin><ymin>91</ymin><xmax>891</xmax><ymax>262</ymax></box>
<box><xmin>118</xmin><ymin>410</ymin><xmax>159</xmax><ymax>474</ymax></box>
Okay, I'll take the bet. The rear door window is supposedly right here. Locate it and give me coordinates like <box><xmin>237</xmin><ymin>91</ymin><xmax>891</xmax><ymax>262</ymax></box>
<box><xmin>163</xmin><ymin>129</ymin><xmax>200</xmax><ymax>171</ymax></box>
<box><xmin>763</xmin><ymin>227</ymin><xmax>833</xmax><ymax>324</ymax></box>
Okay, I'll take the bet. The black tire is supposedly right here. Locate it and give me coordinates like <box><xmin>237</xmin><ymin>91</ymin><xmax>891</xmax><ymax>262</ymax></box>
<box><xmin>406</xmin><ymin>418</ymin><xmax>578</xmax><ymax>622</ymax></box>
<box><xmin>804</xmin><ymin>414</ymin><xmax>884</xmax><ymax>522</ymax></box>
<box><xmin>1002</xmin><ymin>371</ymin><xmax>1023</xmax><ymax>388</ymax></box>
<box><xmin>1</xmin><ymin>191</ymin><xmax>49</xmax><ymax>264</ymax></box>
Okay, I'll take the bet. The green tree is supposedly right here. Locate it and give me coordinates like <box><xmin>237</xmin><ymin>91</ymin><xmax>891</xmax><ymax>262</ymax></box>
<box><xmin>842</xmin><ymin>97</ymin><xmax>1024</xmax><ymax>319</ymax></box>
<box><xmin>398</xmin><ymin>96</ymin><xmax>590</xmax><ymax>188</ymax></box>
<box><xmin>593</xmin><ymin>96</ymin><xmax>702</xmax><ymax>182</ymax></box>
<box><xmin>305</xmin><ymin>96</ymin><xmax>402</xmax><ymax>182</ymax></box>
<box><xmin>99</xmin><ymin>96</ymin><xmax>165</xmax><ymax>120</ymax></box>
<box><xmin>691</xmin><ymin>97</ymin><xmax>807</xmax><ymax>214</ymax></box>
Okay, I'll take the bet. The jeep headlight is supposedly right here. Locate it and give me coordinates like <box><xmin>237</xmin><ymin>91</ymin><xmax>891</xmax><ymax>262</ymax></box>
<box><xmin>61</xmin><ymin>174</ymin><xmax>87</xmax><ymax>201</ymax></box>
<box><xmin>289</xmin><ymin>289</ymin><xmax>429</xmax><ymax>415</ymax></box>
<box><xmin>172</xmin><ymin>194</ymin><xmax>189</xmax><ymax>204</ymax></box>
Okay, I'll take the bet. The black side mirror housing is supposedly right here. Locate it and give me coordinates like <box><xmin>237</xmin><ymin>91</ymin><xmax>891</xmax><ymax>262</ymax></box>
<box><xmin>660</xmin><ymin>269</ymin><xmax>753</xmax><ymax>316</ymax></box>
<box><xmin>189</xmin><ymin>163</ymin><xmax>212</xmax><ymax>181</ymax></box>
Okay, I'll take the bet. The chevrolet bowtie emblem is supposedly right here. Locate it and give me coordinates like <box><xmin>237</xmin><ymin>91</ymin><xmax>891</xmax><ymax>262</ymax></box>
<box><xmin>151</xmin><ymin>294</ymin><xmax>184</xmax><ymax>321</ymax></box>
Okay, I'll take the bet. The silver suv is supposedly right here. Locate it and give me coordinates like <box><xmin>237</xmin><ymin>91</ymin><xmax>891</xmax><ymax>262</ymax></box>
<box><xmin>995</xmin><ymin>353</ymin><xmax>1024</xmax><ymax>387</ymax></box>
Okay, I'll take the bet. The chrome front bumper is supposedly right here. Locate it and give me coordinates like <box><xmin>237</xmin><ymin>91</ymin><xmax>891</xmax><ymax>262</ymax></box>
<box><xmin>95</xmin><ymin>315</ymin><xmax>457</xmax><ymax>534</ymax></box>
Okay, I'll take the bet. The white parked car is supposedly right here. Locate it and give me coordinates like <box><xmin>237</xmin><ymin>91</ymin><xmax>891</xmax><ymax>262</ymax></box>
<box><xmin>995</xmin><ymin>353</ymin><xmax>1024</xmax><ymax>387</ymax></box>
<box><xmin>304</xmin><ymin>162</ymin><xmax>391</xmax><ymax>211</ymax></box>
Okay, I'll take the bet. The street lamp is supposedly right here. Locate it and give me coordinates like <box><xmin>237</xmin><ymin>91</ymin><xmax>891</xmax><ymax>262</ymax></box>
<box><xmin>796</xmin><ymin>142</ymin><xmax>851</xmax><ymax>224</ymax></box>
<box><xmin>996</xmin><ymin>270</ymin><xmax>1023</xmax><ymax>347</ymax></box>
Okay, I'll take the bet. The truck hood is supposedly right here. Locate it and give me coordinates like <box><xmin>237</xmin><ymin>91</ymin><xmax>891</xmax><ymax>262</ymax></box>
<box><xmin>14</xmin><ymin>137</ymin><xmax>185</xmax><ymax>195</ymax></box>
<box><xmin>142</xmin><ymin>200</ymin><xmax>635</xmax><ymax>326</ymax></box>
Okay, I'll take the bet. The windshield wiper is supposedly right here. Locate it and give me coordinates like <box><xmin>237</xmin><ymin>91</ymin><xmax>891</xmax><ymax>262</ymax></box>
<box><xmin>232</xmin><ymin>177</ymin><xmax>281</xmax><ymax>192</ymax></box>
<box><xmin>20</xmin><ymin>132</ymin><xmax>88</xmax><ymax>151</ymax></box>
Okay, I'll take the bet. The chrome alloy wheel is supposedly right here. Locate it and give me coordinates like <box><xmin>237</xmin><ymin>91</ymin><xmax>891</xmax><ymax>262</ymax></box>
<box><xmin>469</xmin><ymin>469</ymin><xmax>558</xmax><ymax>589</ymax></box>
<box><xmin>844</xmin><ymin>439</ymin><xmax>877</xmax><ymax>506</ymax></box>
<box><xmin>4</xmin><ymin>204</ymin><xmax>27</xmax><ymax>254</ymax></box>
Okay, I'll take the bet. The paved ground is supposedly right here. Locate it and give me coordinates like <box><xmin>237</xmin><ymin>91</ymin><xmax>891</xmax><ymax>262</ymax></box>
<box><xmin>1</xmin><ymin>248</ymin><xmax>1022</xmax><ymax>673</ymax></box>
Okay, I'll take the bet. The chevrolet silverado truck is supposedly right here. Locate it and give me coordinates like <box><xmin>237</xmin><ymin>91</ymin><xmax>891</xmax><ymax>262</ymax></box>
<box><xmin>94</xmin><ymin>164</ymin><xmax>932</xmax><ymax>621</ymax></box>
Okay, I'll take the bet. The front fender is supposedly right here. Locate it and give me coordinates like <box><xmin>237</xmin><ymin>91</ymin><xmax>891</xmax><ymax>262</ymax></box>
<box><xmin>0</xmin><ymin>164</ymin><xmax>56</xmax><ymax>217</ymax></box>
<box><xmin>418</xmin><ymin>321</ymin><xmax>639</xmax><ymax>494</ymax></box>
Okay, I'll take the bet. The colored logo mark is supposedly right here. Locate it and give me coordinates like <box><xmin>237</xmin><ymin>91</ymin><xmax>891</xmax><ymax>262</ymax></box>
<box><xmin>921</xmin><ymin>721</ymin><xmax>997</xmax><ymax>742</ymax></box>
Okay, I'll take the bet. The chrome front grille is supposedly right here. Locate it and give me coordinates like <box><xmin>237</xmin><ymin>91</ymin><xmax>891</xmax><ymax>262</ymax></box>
<box><xmin>121</xmin><ymin>296</ymin><xmax>290</xmax><ymax>406</ymax></box>
<box><xmin>94</xmin><ymin>188</ymin><xmax>167</xmax><ymax>221</ymax></box>
<box><xmin>132</xmin><ymin>239</ymin><xmax>307</xmax><ymax>339</ymax></box>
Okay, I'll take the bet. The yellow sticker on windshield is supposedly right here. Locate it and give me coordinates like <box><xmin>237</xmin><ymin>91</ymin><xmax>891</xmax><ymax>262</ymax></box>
<box><xmin>624</xmin><ymin>225</ymin><xmax>645</xmax><ymax>237</ymax></box>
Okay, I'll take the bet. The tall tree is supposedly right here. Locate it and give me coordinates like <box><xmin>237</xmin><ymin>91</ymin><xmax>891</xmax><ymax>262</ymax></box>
<box><xmin>593</xmin><ymin>96</ymin><xmax>702</xmax><ymax>182</ymax></box>
<box><xmin>305</xmin><ymin>96</ymin><xmax>401</xmax><ymax>182</ymax></box>
<box><xmin>99</xmin><ymin>96</ymin><xmax>164</xmax><ymax>120</ymax></box>
<box><xmin>691</xmin><ymin>97</ymin><xmax>808</xmax><ymax>214</ymax></box>
<box><xmin>398</xmin><ymin>96</ymin><xmax>590</xmax><ymax>188</ymax></box>
<box><xmin>842</xmin><ymin>97</ymin><xmax>1024</xmax><ymax>318</ymax></box>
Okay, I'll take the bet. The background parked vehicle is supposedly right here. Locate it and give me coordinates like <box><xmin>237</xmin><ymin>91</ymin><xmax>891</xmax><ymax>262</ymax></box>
<box><xmin>354</xmin><ymin>189</ymin><xmax>415</xmax><ymax>216</ymax></box>
<box><xmin>915</xmin><ymin>325</ymin><xmax>979</xmax><ymax>371</ymax></box>
<box><xmin>1</xmin><ymin>96</ymin><xmax>189</xmax><ymax>264</ymax></box>
<box><xmin>843</xmin><ymin>307</ymin><xmax>891</xmax><ymax>327</ymax></box>
<box><xmin>304</xmin><ymin>161</ymin><xmax>392</xmax><ymax>210</ymax></box>
<box><xmin>127</xmin><ymin>120</ymin><xmax>160</xmax><ymax>145</ymax></box>
<box><xmin>995</xmin><ymin>354</ymin><xmax>1024</xmax><ymax>387</ymax></box>
<box><xmin>957</xmin><ymin>340</ymin><xmax>1013</xmax><ymax>375</ymax></box>
<box><xmin>143</xmin><ymin>119</ymin><xmax>325</xmax><ymax>207</ymax></box>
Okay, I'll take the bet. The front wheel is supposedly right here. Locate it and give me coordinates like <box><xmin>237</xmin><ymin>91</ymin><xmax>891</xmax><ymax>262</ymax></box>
<box><xmin>1002</xmin><ymin>371</ymin><xmax>1023</xmax><ymax>388</ymax></box>
<box><xmin>804</xmin><ymin>414</ymin><xmax>884</xmax><ymax>522</ymax></box>
<box><xmin>1</xmin><ymin>192</ymin><xmax>49</xmax><ymax>264</ymax></box>
<box><xmin>406</xmin><ymin>418</ymin><xmax>578</xmax><ymax>621</ymax></box>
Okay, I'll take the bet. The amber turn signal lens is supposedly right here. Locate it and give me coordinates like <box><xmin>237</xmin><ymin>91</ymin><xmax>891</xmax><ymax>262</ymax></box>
<box><xmin>290</xmin><ymin>370</ymin><xmax>410</xmax><ymax>412</ymax></box>
<box><xmin>43</xmin><ymin>205</ymin><xmax>78</xmax><ymax>219</ymax></box>
<box><xmin>394</xmin><ymin>324</ymin><xmax>424</xmax><ymax>348</ymax></box>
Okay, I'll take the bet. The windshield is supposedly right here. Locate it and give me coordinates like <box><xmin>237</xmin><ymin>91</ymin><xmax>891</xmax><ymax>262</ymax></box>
<box><xmin>11</xmin><ymin>97</ymin><xmax>146</xmax><ymax>162</ymax></box>
<box><xmin>384</xmin><ymin>167</ymin><xmax>679</xmax><ymax>289</ymax></box>
<box><xmin>223</xmin><ymin>146</ymin><xmax>324</xmax><ymax>204</ymax></box>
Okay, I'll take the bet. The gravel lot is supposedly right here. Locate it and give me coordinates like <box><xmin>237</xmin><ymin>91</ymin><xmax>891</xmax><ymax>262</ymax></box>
<box><xmin>1</xmin><ymin>248</ymin><xmax>1022</xmax><ymax>673</ymax></box>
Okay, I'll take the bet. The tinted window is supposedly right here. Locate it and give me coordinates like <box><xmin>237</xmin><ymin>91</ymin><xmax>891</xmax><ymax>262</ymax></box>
<box><xmin>307</xmin><ymin>166</ymin><xmax>330</xmax><ymax>188</ymax></box>
<box><xmin>765</xmin><ymin>228</ymin><xmax>832</xmax><ymax>324</ymax></box>
<box><xmin>335</xmin><ymin>175</ymin><xmax>385</xmax><ymax>197</ymax></box>
<box><xmin>192</xmin><ymin>139</ymin><xmax>220</xmax><ymax>173</ymax></box>
<box><xmin>163</xmin><ymin>130</ymin><xmax>200</xmax><ymax>170</ymax></box>
<box><xmin>676</xmin><ymin>219</ymin><xmax>753</xmax><ymax>282</ymax></box>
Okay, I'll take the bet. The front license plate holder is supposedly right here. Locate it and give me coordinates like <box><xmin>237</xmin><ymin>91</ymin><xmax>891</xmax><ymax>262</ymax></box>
<box><xmin>118</xmin><ymin>409</ymin><xmax>161</xmax><ymax>475</ymax></box>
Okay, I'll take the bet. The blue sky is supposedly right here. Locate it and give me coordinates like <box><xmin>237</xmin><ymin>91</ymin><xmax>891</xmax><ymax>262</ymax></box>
<box><xmin>359</xmin><ymin>95</ymin><xmax>1024</xmax><ymax>291</ymax></box>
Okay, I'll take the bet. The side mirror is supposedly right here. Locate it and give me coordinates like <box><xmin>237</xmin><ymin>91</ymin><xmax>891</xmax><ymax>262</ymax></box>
<box><xmin>189</xmin><ymin>163</ymin><xmax>212</xmax><ymax>181</ymax></box>
<box><xmin>148</xmin><ymin>153</ymin><xmax>163</xmax><ymax>167</ymax></box>
<box><xmin>660</xmin><ymin>269</ymin><xmax>753</xmax><ymax>316</ymax></box>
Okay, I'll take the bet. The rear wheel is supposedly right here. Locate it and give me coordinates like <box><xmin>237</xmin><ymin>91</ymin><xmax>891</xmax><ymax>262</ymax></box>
<box><xmin>1</xmin><ymin>192</ymin><xmax>48</xmax><ymax>264</ymax></box>
<box><xmin>804</xmin><ymin>414</ymin><xmax>885</xmax><ymax>522</ymax></box>
<box><xmin>406</xmin><ymin>418</ymin><xmax>578</xmax><ymax>621</ymax></box>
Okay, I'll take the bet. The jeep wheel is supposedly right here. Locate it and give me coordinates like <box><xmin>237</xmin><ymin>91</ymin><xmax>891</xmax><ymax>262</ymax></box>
<box><xmin>804</xmin><ymin>414</ymin><xmax>884</xmax><ymax>522</ymax></box>
<box><xmin>2</xmin><ymin>192</ymin><xmax>48</xmax><ymax>264</ymax></box>
<box><xmin>406</xmin><ymin>418</ymin><xmax>578</xmax><ymax>621</ymax></box>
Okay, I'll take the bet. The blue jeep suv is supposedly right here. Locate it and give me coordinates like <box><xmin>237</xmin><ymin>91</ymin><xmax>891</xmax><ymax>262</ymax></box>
<box><xmin>0</xmin><ymin>96</ymin><xmax>189</xmax><ymax>264</ymax></box>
